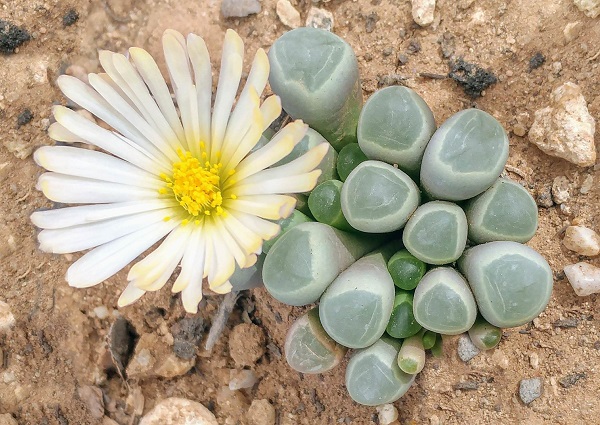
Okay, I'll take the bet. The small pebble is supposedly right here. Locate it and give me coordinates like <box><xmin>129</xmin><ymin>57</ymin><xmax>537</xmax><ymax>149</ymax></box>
<box><xmin>376</xmin><ymin>404</ymin><xmax>398</xmax><ymax>425</ymax></box>
<box><xmin>93</xmin><ymin>306</ymin><xmax>109</xmax><ymax>319</ymax></box>
<box><xmin>564</xmin><ymin>262</ymin><xmax>600</xmax><ymax>296</ymax></box>
<box><xmin>519</xmin><ymin>377</ymin><xmax>543</xmax><ymax>404</ymax></box>
<box><xmin>580</xmin><ymin>175</ymin><xmax>593</xmax><ymax>194</ymax></box>
<box><xmin>513</xmin><ymin>123</ymin><xmax>527</xmax><ymax>137</ymax></box>
<box><xmin>365</xmin><ymin>12</ymin><xmax>379</xmax><ymax>33</ymax></box>
<box><xmin>528</xmin><ymin>52</ymin><xmax>545</xmax><ymax>72</ymax></box>
<box><xmin>229</xmin><ymin>323</ymin><xmax>266</xmax><ymax>366</ymax></box>
<box><xmin>382</xmin><ymin>47</ymin><xmax>393</xmax><ymax>57</ymax></box>
<box><xmin>563</xmin><ymin>21</ymin><xmax>582</xmax><ymax>42</ymax></box>
<box><xmin>536</xmin><ymin>185</ymin><xmax>554</xmax><ymax>208</ymax></box>
<box><xmin>221</xmin><ymin>0</ymin><xmax>261</xmax><ymax>18</ymax></box>
<box><xmin>306</xmin><ymin>7</ymin><xmax>334</xmax><ymax>31</ymax></box>
<box><xmin>559</xmin><ymin>372</ymin><xmax>586</xmax><ymax>388</ymax></box>
<box><xmin>573</xmin><ymin>0</ymin><xmax>600</xmax><ymax>18</ymax></box>
<box><xmin>276</xmin><ymin>0</ymin><xmax>302</xmax><ymax>29</ymax></box>
<box><xmin>0</xmin><ymin>414</ymin><xmax>18</xmax><ymax>425</ymax></box>
<box><xmin>17</xmin><ymin>109</ymin><xmax>33</xmax><ymax>127</ymax></box>
<box><xmin>411</xmin><ymin>0</ymin><xmax>436</xmax><ymax>26</ymax></box>
<box><xmin>551</xmin><ymin>176</ymin><xmax>570</xmax><ymax>204</ymax></box>
<box><xmin>139</xmin><ymin>398</ymin><xmax>217</xmax><ymax>425</ymax></box>
<box><xmin>0</xmin><ymin>300</ymin><xmax>15</xmax><ymax>333</ymax></box>
<box><xmin>247</xmin><ymin>399</ymin><xmax>276</xmax><ymax>425</ymax></box>
<box><xmin>62</xmin><ymin>9</ymin><xmax>79</xmax><ymax>26</ymax></box>
<box><xmin>77</xmin><ymin>386</ymin><xmax>105</xmax><ymax>419</ymax></box>
<box><xmin>229</xmin><ymin>369</ymin><xmax>258</xmax><ymax>390</ymax></box>
<box><xmin>457</xmin><ymin>333</ymin><xmax>480</xmax><ymax>362</ymax></box>
<box><xmin>529</xmin><ymin>352</ymin><xmax>539</xmax><ymax>369</ymax></box>
<box><xmin>563</xmin><ymin>226</ymin><xmax>600</xmax><ymax>256</ymax></box>
<box><xmin>397</xmin><ymin>53</ymin><xmax>409</xmax><ymax>65</ymax></box>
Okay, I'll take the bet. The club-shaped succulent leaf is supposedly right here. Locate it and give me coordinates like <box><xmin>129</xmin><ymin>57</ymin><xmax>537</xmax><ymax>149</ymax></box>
<box><xmin>308</xmin><ymin>180</ymin><xmax>353</xmax><ymax>231</ymax></box>
<box><xmin>262</xmin><ymin>222</ymin><xmax>384</xmax><ymax>306</ymax></box>
<box><xmin>468</xmin><ymin>315</ymin><xmax>502</xmax><ymax>350</ymax></box>
<box><xmin>285</xmin><ymin>307</ymin><xmax>347</xmax><ymax>374</ymax></box>
<box><xmin>387</xmin><ymin>249</ymin><xmax>427</xmax><ymax>290</ymax></box>
<box><xmin>345</xmin><ymin>337</ymin><xmax>416</xmax><ymax>406</ymax></box>
<box><xmin>268</xmin><ymin>27</ymin><xmax>362</xmax><ymax>151</ymax></box>
<box><xmin>386</xmin><ymin>290</ymin><xmax>422</xmax><ymax>339</ymax></box>
<box><xmin>420</xmin><ymin>109</ymin><xmax>509</xmax><ymax>201</ymax></box>
<box><xmin>341</xmin><ymin>160</ymin><xmax>420</xmax><ymax>233</ymax></box>
<box><xmin>357</xmin><ymin>86</ymin><xmax>436</xmax><ymax>176</ymax></box>
<box><xmin>397</xmin><ymin>333</ymin><xmax>426</xmax><ymax>374</ymax></box>
<box><xmin>262</xmin><ymin>209</ymin><xmax>313</xmax><ymax>254</ymax></box>
<box><xmin>464</xmin><ymin>178</ymin><xmax>538</xmax><ymax>244</ymax></box>
<box><xmin>319</xmin><ymin>244</ymin><xmax>397</xmax><ymax>348</ymax></box>
<box><xmin>458</xmin><ymin>241</ymin><xmax>553</xmax><ymax>328</ymax></box>
<box><xmin>413</xmin><ymin>267</ymin><xmax>477</xmax><ymax>335</ymax></box>
<box><xmin>337</xmin><ymin>143</ymin><xmax>368</xmax><ymax>181</ymax></box>
<box><xmin>402</xmin><ymin>201</ymin><xmax>468</xmax><ymax>265</ymax></box>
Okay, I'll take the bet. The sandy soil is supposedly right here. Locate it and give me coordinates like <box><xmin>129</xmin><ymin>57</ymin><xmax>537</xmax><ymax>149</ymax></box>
<box><xmin>1</xmin><ymin>0</ymin><xmax>599</xmax><ymax>424</ymax></box>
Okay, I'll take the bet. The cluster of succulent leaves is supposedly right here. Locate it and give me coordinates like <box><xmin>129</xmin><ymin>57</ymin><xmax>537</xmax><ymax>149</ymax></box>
<box><xmin>230</xmin><ymin>28</ymin><xmax>553</xmax><ymax>407</ymax></box>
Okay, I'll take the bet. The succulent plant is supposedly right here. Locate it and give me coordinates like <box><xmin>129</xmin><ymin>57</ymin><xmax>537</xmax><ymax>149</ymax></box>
<box><xmin>464</xmin><ymin>177</ymin><xmax>538</xmax><ymax>244</ymax></box>
<box><xmin>319</xmin><ymin>244</ymin><xmax>397</xmax><ymax>348</ymax></box>
<box><xmin>402</xmin><ymin>200</ymin><xmax>468</xmax><ymax>265</ymax></box>
<box><xmin>357</xmin><ymin>86</ymin><xmax>436</xmax><ymax>176</ymax></box>
<box><xmin>420</xmin><ymin>108</ymin><xmax>509</xmax><ymax>201</ymax></box>
<box><xmin>265</xmin><ymin>28</ymin><xmax>553</xmax><ymax>408</ymax></box>
<box><xmin>285</xmin><ymin>307</ymin><xmax>347</xmax><ymax>374</ymax></box>
<box><xmin>262</xmin><ymin>222</ymin><xmax>383</xmax><ymax>306</ymax></box>
<box><xmin>458</xmin><ymin>241</ymin><xmax>553</xmax><ymax>328</ymax></box>
<box><xmin>268</xmin><ymin>27</ymin><xmax>362</xmax><ymax>151</ymax></box>
<box><xmin>340</xmin><ymin>160</ymin><xmax>420</xmax><ymax>233</ymax></box>
<box><xmin>345</xmin><ymin>337</ymin><xmax>415</xmax><ymax>406</ymax></box>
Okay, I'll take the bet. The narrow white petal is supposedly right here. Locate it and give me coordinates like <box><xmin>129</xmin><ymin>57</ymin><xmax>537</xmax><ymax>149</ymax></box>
<box><xmin>210</xmin><ymin>29</ymin><xmax>244</xmax><ymax>163</ymax></box>
<box><xmin>66</xmin><ymin>220</ymin><xmax>177</xmax><ymax>288</ymax></box>
<box><xmin>172</xmin><ymin>225</ymin><xmax>205</xmax><ymax>293</ymax></box>
<box><xmin>181</xmin><ymin>276</ymin><xmax>204</xmax><ymax>313</ymax></box>
<box><xmin>57</xmin><ymin>76</ymin><xmax>168</xmax><ymax>164</ymax></box>
<box><xmin>37</xmin><ymin>172</ymin><xmax>160</xmax><ymax>204</ymax></box>
<box><xmin>128</xmin><ymin>224</ymin><xmax>191</xmax><ymax>286</ymax></box>
<box><xmin>231</xmin><ymin>121</ymin><xmax>308</xmax><ymax>183</ymax></box>
<box><xmin>212</xmin><ymin>217</ymin><xmax>247</xmax><ymax>268</ymax></box>
<box><xmin>259</xmin><ymin>95</ymin><xmax>282</xmax><ymax>131</ymax></box>
<box><xmin>187</xmin><ymin>34</ymin><xmax>212</xmax><ymax>150</ymax></box>
<box><xmin>240</xmin><ymin>143</ymin><xmax>329</xmax><ymax>187</ymax></box>
<box><xmin>38</xmin><ymin>209</ymin><xmax>172</xmax><ymax>254</ymax></box>
<box><xmin>229</xmin><ymin>210</ymin><xmax>281</xmax><ymax>241</ymax></box>
<box><xmin>48</xmin><ymin>122</ymin><xmax>82</xmax><ymax>143</ymax></box>
<box><xmin>224</xmin><ymin>195</ymin><xmax>296</xmax><ymax>220</ymax></box>
<box><xmin>53</xmin><ymin>105</ymin><xmax>166</xmax><ymax>174</ymax></box>
<box><xmin>206</xmin><ymin>229</ymin><xmax>236</xmax><ymax>288</ymax></box>
<box><xmin>88</xmin><ymin>73</ymin><xmax>177</xmax><ymax>163</ymax></box>
<box><xmin>221</xmin><ymin>87</ymin><xmax>261</xmax><ymax>162</ymax></box>
<box><xmin>118</xmin><ymin>282</ymin><xmax>147</xmax><ymax>307</ymax></box>
<box><xmin>129</xmin><ymin>47</ymin><xmax>186</xmax><ymax>143</ymax></box>
<box><xmin>221</xmin><ymin>106</ymin><xmax>264</xmax><ymax>177</ymax></box>
<box><xmin>210</xmin><ymin>280</ymin><xmax>232</xmax><ymax>294</ymax></box>
<box><xmin>31</xmin><ymin>200</ymin><xmax>175</xmax><ymax>230</ymax></box>
<box><xmin>218</xmin><ymin>214</ymin><xmax>263</xmax><ymax>254</ymax></box>
<box><xmin>34</xmin><ymin>146</ymin><xmax>163</xmax><ymax>190</ymax></box>
<box><xmin>234</xmin><ymin>170</ymin><xmax>321</xmax><ymax>196</ymax></box>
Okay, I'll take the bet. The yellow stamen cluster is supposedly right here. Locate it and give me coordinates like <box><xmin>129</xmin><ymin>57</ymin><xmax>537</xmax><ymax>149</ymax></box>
<box><xmin>161</xmin><ymin>149</ymin><xmax>227</xmax><ymax>219</ymax></box>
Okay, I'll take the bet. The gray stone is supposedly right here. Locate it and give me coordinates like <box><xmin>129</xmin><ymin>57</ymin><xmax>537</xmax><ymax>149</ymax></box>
<box><xmin>306</xmin><ymin>7</ymin><xmax>334</xmax><ymax>32</ymax></box>
<box><xmin>221</xmin><ymin>0</ymin><xmax>261</xmax><ymax>18</ymax></box>
<box><xmin>457</xmin><ymin>333</ymin><xmax>480</xmax><ymax>362</ymax></box>
<box><xmin>519</xmin><ymin>377</ymin><xmax>543</xmax><ymax>404</ymax></box>
<box><xmin>552</xmin><ymin>176</ymin><xmax>570</xmax><ymax>204</ymax></box>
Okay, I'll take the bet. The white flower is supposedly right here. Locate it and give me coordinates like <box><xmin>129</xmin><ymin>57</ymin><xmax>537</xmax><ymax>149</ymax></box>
<box><xmin>31</xmin><ymin>29</ymin><xmax>327</xmax><ymax>313</ymax></box>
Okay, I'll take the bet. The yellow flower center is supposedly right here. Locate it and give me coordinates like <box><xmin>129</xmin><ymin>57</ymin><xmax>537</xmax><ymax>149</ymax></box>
<box><xmin>160</xmin><ymin>149</ymin><xmax>226</xmax><ymax>220</ymax></box>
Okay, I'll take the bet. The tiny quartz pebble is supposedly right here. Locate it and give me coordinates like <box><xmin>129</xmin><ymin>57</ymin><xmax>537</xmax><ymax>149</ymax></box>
<box><xmin>563</xmin><ymin>226</ymin><xmax>600</xmax><ymax>256</ymax></box>
<box><xmin>564</xmin><ymin>262</ymin><xmax>600</xmax><ymax>296</ymax></box>
<box><xmin>139</xmin><ymin>398</ymin><xmax>218</xmax><ymax>425</ymax></box>
<box><xmin>376</xmin><ymin>404</ymin><xmax>399</xmax><ymax>425</ymax></box>
<box><xmin>0</xmin><ymin>300</ymin><xmax>15</xmax><ymax>333</ymax></box>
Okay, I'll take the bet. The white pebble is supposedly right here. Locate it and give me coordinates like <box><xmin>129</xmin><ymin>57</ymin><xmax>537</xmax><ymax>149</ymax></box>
<box><xmin>552</xmin><ymin>176</ymin><xmax>570</xmax><ymax>204</ymax></box>
<box><xmin>276</xmin><ymin>0</ymin><xmax>302</xmax><ymax>29</ymax></box>
<box><xmin>306</xmin><ymin>7</ymin><xmax>334</xmax><ymax>32</ymax></box>
<box><xmin>93</xmin><ymin>306</ymin><xmax>110</xmax><ymax>319</ymax></box>
<box><xmin>564</xmin><ymin>262</ymin><xmax>600</xmax><ymax>296</ymax></box>
<box><xmin>139</xmin><ymin>398</ymin><xmax>218</xmax><ymax>425</ymax></box>
<box><xmin>563</xmin><ymin>226</ymin><xmax>600</xmax><ymax>256</ymax></box>
<box><xmin>0</xmin><ymin>300</ymin><xmax>15</xmax><ymax>333</ymax></box>
<box><xmin>229</xmin><ymin>369</ymin><xmax>258</xmax><ymax>390</ymax></box>
<box><xmin>411</xmin><ymin>0</ymin><xmax>436</xmax><ymax>26</ymax></box>
<box><xmin>376</xmin><ymin>404</ymin><xmax>398</xmax><ymax>424</ymax></box>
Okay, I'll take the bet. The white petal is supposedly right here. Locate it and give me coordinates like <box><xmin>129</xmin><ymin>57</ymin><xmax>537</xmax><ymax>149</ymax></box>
<box><xmin>66</xmin><ymin>220</ymin><xmax>178</xmax><ymax>288</ymax></box>
<box><xmin>181</xmin><ymin>276</ymin><xmax>204</xmax><ymax>313</ymax></box>
<box><xmin>210</xmin><ymin>280</ymin><xmax>233</xmax><ymax>294</ymax></box>
<box><xmin>129</xmin><ymin>47</ymin><xmax>186</xmax><ymax>143</ymax></box>
<box><xmin>239</xmin><ymin>143</ymin><xmax>329</xmax><ymax>187</ymax></box>
<box><xmin>172</xmin><ymin>225</ymin><xmax>205</xmax><ymax>293</ymax></box>
<box><xmin>233</xmin><ymin>170</ymin><xmax>321</xmax><ymax>196</ymax></box>
<box><xmin>34</xmin><ymin>146</ymin><xmax>163</xmax><ymax>190</ymax></box>
<box><xmin>223</xmin><ymin>195</ymin><xmax>296</xmax><ymax>220</ymax></box>
<box><xmin>31</xmin><ymin>200</ymin><xmax>175</xmax><ymax>230</ymax></box>
<box><xmin>210</xmin><ymin>29</ymin><xmax>244</xmax><ymax>163</ymax></box>
<box><xmin>118</xmin><ymin>282</ymin><xmax>147</xmax><ymax>307</ymax></box>
<box><xmin>231</xmin><ymin>120</ymin><xmax>308</xmax><ymax>183</ymax></box>
<box><xmin>187</xmin><ymin>34</ymin><xmax>212</xmax><ymax>151</ymax></box>
<box><xmin>229</xmin><ymin>210</ymin><xmax>281</xmax><ymax>241</ymax></box>
<box><xmin>259</xmin><ymin>95</ymin><xmax>282</xmax><ymax>132</ymax></box>
<box><xmin>52</xmin><ymin>105</ymin><xmax>165</xmax><ymax>174</ymax></box>
<box><xmin>48</xmin><ymin>122</ymin><xmax>82</xmax><ymax>143</ymax></box>
<box><xmin>220</xmin><ymin>87</ymin><xmax>261</xmax><ymax>162</ymax></box>
<box><xmin>206</xmin><ymin>229</ymin><xmax>236</xmax><ymax>288</ymax></box>
<box><xmin>57</xmin><ymin>76</ymin><xmax>168</xmax><ymax>165</ymax></box>
<box><xmin>221</xmin><ymin>105</ymin><xmax>264</xmax><ymax>177</ymax></box>
<box><xmin>37</xmin><ymin>172</ymin><xmax>160</xmax><ymax>204</ymax></box>
<box><xmin>218</xmin><ymin>214</ymin><xmax>263</xmax><ymax>254</ymax></box>
<box><xmin>38</xmin><ymin>209</ymin><xmax>172</xmax><ymax>254</ymax></box>
<box><xmin>212</xmin><ymin>217</ymin><xmax>247</xmax><ymax>268</ymax></box>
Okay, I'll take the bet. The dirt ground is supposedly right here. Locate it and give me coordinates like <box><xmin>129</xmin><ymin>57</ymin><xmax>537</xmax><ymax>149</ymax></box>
<box><xmin>1</xmin><ymin>0</ymin><xmax>599</xmax><ymax>424</ymax></box>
